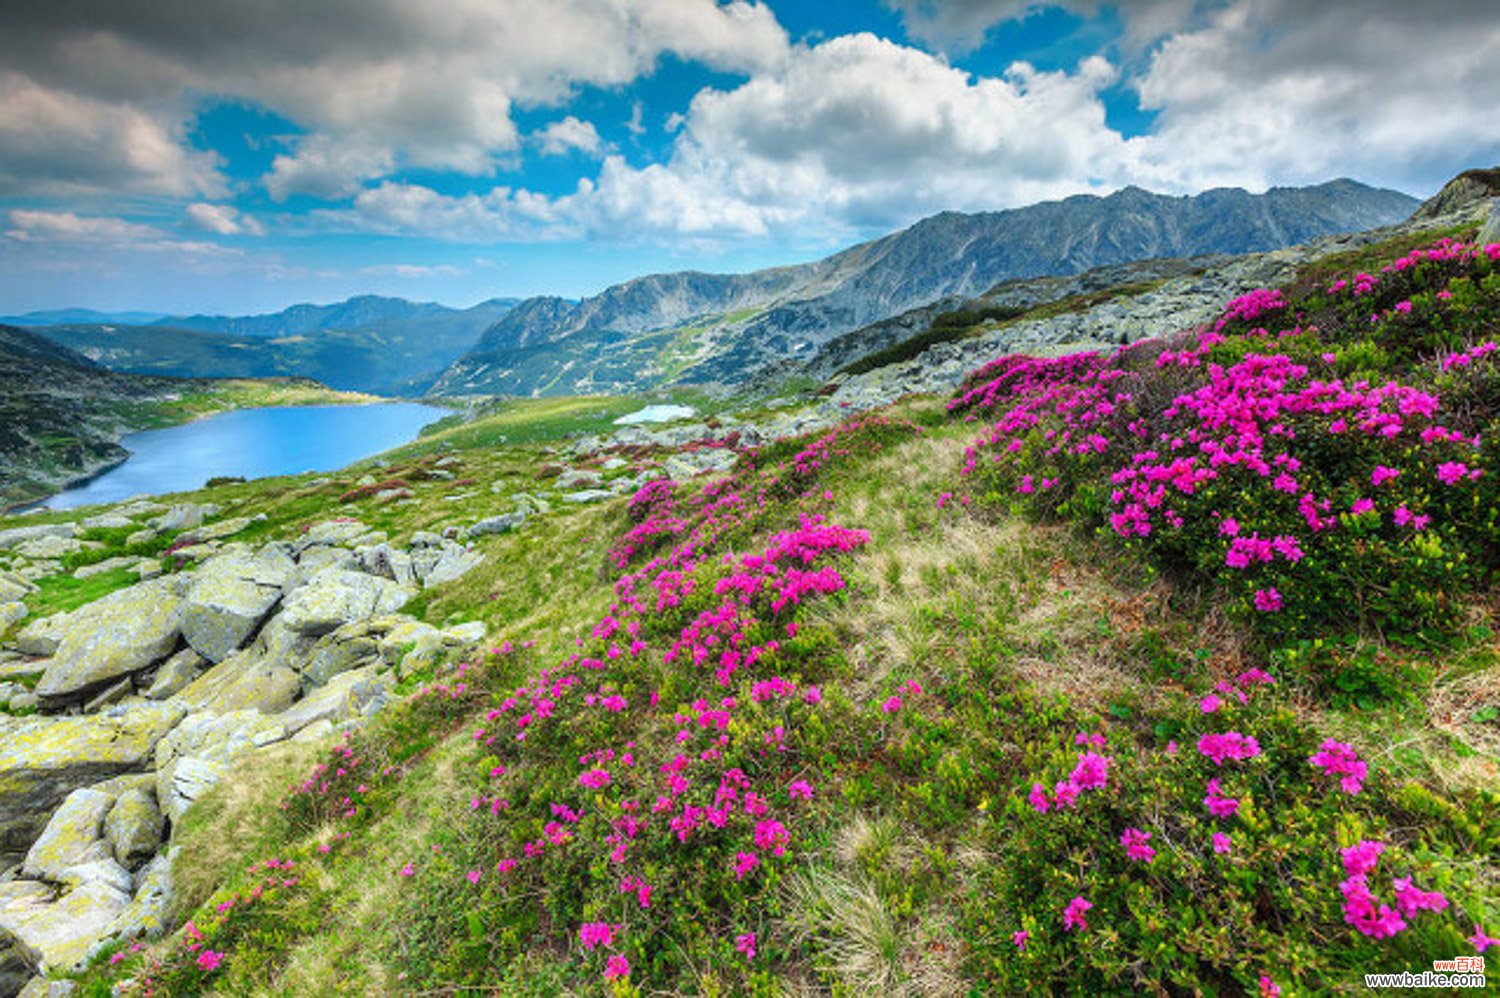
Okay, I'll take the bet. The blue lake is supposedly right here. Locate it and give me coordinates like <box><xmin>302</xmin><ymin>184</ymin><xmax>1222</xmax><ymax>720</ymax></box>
<box><xmin>44</xmin><ymin>402</ymin><xmax>447</xmax><ymax>510</ymax></box>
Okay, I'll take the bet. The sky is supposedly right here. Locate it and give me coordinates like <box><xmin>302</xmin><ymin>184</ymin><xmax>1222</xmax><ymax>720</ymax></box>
<box><xmin>1</xmin><ymin>0</ymin><xmax>1498</xmax><ymax>317</ymax></box>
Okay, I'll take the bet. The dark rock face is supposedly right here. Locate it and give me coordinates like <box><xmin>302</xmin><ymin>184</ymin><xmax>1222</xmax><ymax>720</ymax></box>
<box><xmin>1411</xmin><ymin>167</ymin><xmax>1500</xmax><ymax>220</ymax></box>
<box><xmin>433</xmin><ymin>179</ymin><xmax>1418</xmax><ymax>397</ymax></box>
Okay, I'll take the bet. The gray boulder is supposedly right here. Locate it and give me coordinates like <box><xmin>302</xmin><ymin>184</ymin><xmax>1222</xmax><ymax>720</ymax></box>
<box><xmin>33</xmin><ymin>578</ymin><xmax>184</xmax><ymax>702</ymax></box>
<box><xmin>0</xmin><ymin>524</ymin><xmax>76</xmax><ymax>552</ymax></box>
<box><xmin>22</xmin><ymin>788</ymin><xmax>116</xmax><ymax>882</ymax></box>
<box><xmin>279</xmin><ymin>568</ymin><xmax>410</xmax><ymax>635</ymax></box>
<box><xmin>179</xmin><ymin>549</ymin><xmax>293</xmax><ymax>662</ymax></box>
<box><xmin>144</xmin><ymin>648</ymin><xmax>207</xmax><ymax>701</ymax></box>
<box><xmin>0</xmin><ymin>865</ymin><xmax>132</xmax><ymax>973</ymax></box>
<box><xmin>1481</xmin><ymin>200</ymin><xmax>1500</xmax><ymax>246</ymax></box>
<box><xmin>104</xmin><ymin>789</ymin><xmax>162</xmax><ymax>869</ymax></box>
<box><xmin>280</xmin><ymin>666</ymin><xmax>393</xmax><ymax>736</ymax></box>
<box><xmin>0</xmin><ymin>705</ymin><xmax>185</xmax><ymax>867</ymax></box>
<box><xmin>462</xmin><ymin>512</ymin><xmax>527</xmax><ymax>540</ymax></box>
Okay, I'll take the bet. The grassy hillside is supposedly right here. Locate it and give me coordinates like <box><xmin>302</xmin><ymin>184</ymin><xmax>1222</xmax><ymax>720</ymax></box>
<box><xmin>27</xmin><ymin>228</ymin><xmax>1500</xmax><ymax>995</ymax></box>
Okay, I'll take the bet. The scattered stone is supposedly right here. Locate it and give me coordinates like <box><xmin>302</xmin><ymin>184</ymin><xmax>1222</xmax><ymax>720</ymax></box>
<box><xmin>12</xmin><ymin>615</ymin><xmax>70</xmax><ymax>657</ymax></box>
<box><xmin>107</xmin><ymin>851</ymin><xmax>172</xmax><ymax>943</ymax></box>
<box><xmin>22</xmin><ymin>788</ymin><xmax>116</xmax><ymax>881</ymax></box>
<box><xmin>0</xmin><ymin>577</ymin><xmax>32</xmax><ymax>603</ymax></box>
<box><xmin>600</xmin><ymin>457</ymin><xmax>628</xmax><ymax>470</ymax></box>
<box><xmin>0</xmin><ymin>524</ymin><xmax>76</xmax><ymax>552</ymax></box>
<box><xmin>663</xmin><ymin>448</ymin><xmax>738</xmax><ymax>479</ymax></box>
<box><xmin>103</xmin><ymin>789</ymin><xmax>162</xmax><ymax>869</ymax></box>
<box><xmin>296</xmin><ymin>520</ymin><xmax>369</xmax><ymax>551</ymax></box>
<box><xmin>80</xmin><ymin>514</ymin><xmax>133</xmax><ymax>531</ymax></box>
<box><xmin>414</xmin><ymin>543</ymin><xmax>484</xmax><ymax>587</ymax></box>
<box><xmin>444</xmin><ymin>621</ymin><xmax>487</xmax><ymax>646</ymax></box>
<box><xmin>154</xmin><ymin>757</ymin><xmax>225</xmax><ymax>824</ymax></box>
<box><xmin>111</xmin><ymin>501</ymin><xmax>165</xmax><ymax>519</ymax></box>
<box><xmin>147</xmin><ymin>504</ymin><xmax>219</xmax><ymax>533</ymax></box>
<box><xmin>561</xmin><ymin>489</ymin><xmax>615</xmax><ymax>504</ymax></box>
<box><xmin>0</xmin><ymin>602</ymin><xmax>27</xmax><ymax>631</ymax></box>
<box><xmin>556</xmin><ymin>469</ymin><xmax>602</xmax><ymax>490</ymax></box>
<box><xmin>167</xmin><ymin>543</ymin><xmax>217</xmax><ymax>562</ymax></box>
<box><xmin>18</xmin><ymin>975</ymin><xmax>81</xmax><ymax>997</ymax></box>
<box><xmin>174</xmin><ymin>654</ymin><xmax>301</xmax><ymax>715</ymax></box>
<box><xmin>462</xmin><ymin>512</ymin><xmax>527</xmax><ymax>539</ymax></box>
<box><xmin>134</xmin><ymin>561</ymin><xmax>163</xmax><ymax>581</ymax></box>
<box><xmin>179</xmin><ymin>516</ymin><xmax>251</xmax><ymax>544</ymax></box>
<box><xmin>33</xmin><ymin>578</ymin><xmax>185</xmax><ymax>703</ymax></box>
<box><xmin>143</xmin><ymin>648</ymin><xmax>206</xmax><ymax>701</ymax></box>
<box><xmin>302</xmin><ymin>624</ymin><xmax>381</xmax><ymax>687</ymax></box>
<box><xmin>13</xmin><ymin>537</ymin><xmax>83</xmax><ymax>561</ymax></box>
<box><xmin>511</xmin><ymin>493</ymin><xmax>550</xmax><ymax>515</ymax></box>
<box><xmin>124</xmin><ymin>529</ymin><xmax>156</xmax><ymax>548</ymax></box>
<box><xmin>357</xmin><ymin>544</ymin><xmax>415</xmax><ymax>587</ymax></box>
<box><xmin>1481</xmin><ymin>200</ymin><xmax>1500</xmax><ymax>246</ymax></box>
<box><xmin>0</xmin><ymin>865</ymin><xmax>132</xmax><ymax>973</ymax></box>
<box><xmin>71</xmin><ymin>557</ymin><xmax>139</xmax><ymax>581</ymax></box>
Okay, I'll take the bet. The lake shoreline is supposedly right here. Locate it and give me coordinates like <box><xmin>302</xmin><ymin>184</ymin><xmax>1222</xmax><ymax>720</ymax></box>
<box><xmin>25</xmin><ymin>400</ymin><xmax>447</xmax><ymax>513</ymax></box>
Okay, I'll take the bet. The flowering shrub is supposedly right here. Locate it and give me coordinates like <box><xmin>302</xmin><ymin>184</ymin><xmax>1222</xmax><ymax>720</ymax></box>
<box><xmin>953</xmin><ymin>236</ymin><xmax>1500</xmax><ymax>644</ymax></box>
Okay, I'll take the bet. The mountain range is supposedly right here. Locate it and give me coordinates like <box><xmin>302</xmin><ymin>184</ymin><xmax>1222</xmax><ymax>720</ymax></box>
<box><xmin>15</xmin><ymin>179</ymin><xmax>1419</xmax><ymax>399</ymax></box>
<box><xmin>25</xmin><ymin>296</ymin><xmax>519</xmax><ymax>397</ymax></box>
<box><xmin>431</xmin><ymin>179</ymin><xmax>1419</xmax><ymax>396</ymax></box>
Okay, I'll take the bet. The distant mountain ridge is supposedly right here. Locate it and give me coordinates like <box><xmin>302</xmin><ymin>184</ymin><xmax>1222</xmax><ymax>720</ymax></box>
<box><xmin>27</xmin><ymin>296</ymin><xmax>521</xmax><ymax>396</ymax></box>
<box><xmin>433</xmin><ymin>178</ymin><xmax>1419</xmax><ymax>397</ymax></box>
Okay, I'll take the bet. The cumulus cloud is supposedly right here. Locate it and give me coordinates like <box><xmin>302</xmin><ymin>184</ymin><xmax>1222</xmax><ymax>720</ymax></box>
<box><xmin>186</xmin><ymin>202</ymin><xmax>265</xmax><ymax>236</ymax></box>
<box><xmin>883</xmin><ymin>0</ymin><xmax>1199</xmax><ymax>50</ymax></box>
<box><xmin>535</xmin><ymin>117</ymin><xmax>606</xmax><ymax>157</ymax></box>
<box><xmin>0</xmin><ymin>72</ymin><xmax>222</xmax><ymax>197</ymax></box>
<box><xmin>0</xmin><ymin>0</ymin><xmax>789</xmax><ymax>198</ymax></box>
<box><xmin>1130</xmin><ymin>0</ymin><xmax>1500</xmax><ymax>192</ymax></box>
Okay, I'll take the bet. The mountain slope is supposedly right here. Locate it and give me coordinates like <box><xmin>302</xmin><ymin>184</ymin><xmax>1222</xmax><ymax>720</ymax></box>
<box><xmin>28</xmin><ymin>297</ymin><xmax>520</xmax><ymax>396</ymax></box>
<box><xmin>433</xmin><ymin>179</ymin><xmax>1419</xmax><ymax>396</ymax></box>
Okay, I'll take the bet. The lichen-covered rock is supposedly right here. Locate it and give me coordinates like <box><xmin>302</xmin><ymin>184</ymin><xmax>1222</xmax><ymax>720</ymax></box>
<box><xmin>17</xmin><ymin>973</ymin><xmax>80</xmax><ymax>996</ymax></box>
<box><xmin>412</xmin><ymin>542</ymin><xmax>484</xmax><ymax>587</ymax></box>
<box><xmin>0</xmin><ymin>705</ymin><xmax>184</xmax><ymax>867</ymax></box>
<box><xmin>33</xmin><ymin>578</ymin><xmax>185</xmax><ymax>702</ymax></box>
<box><xmin>0</xmin><ymin>864</ymin><xmax>132</xmax><ymax>974</ymax></box>
<box><xmin>144</xmin><ymin>648</ymin><xmax>206</xmax><ymax>701</ymax></box>
<box><xmin>13</xmin><ymin>537</ymin><xmax>83</xmax><ymax>561</ymax></box>
<box><xmin>280</xmin><ymin>666</ymin><xmax>393</xmax><ymax>736</ymax></box>
<box><xmin>107</xmin><ymin>852</ymin><xmax>173</xmax><ymax>943</ymax></box>
<box><xmin>302</xmin><ymin>625</ymin><xmax>381</xmax><ymax>687</ymax></box>
<box><xmin>462</xmin><ymin>512</ymin><xmax>527</xmax><ymax>540</ymax></box>
<box><xmin>356</xmin><ymin>544</ymin><xmax>415</xmax><ymax>586</ymax></box>
<box><xmin>179</xmin><ymin>549</ymin><xmax>292</xmax><ymax>662</ymax></box>
<box><xmin>279</xmin><ymin>567</ymin><xmax>410</xmax><ymax>635</ymax></box>
<box><xmin>12</xmin><ymin>614</ymin><xmax>70</xmax><ymax>657</ymax></box>
<box><xmin>0</xmin><ymin>602</ymin><xmax>26</xmax><ymax>631</ymax></box>
<box><xmin>174</xmin><ymin>653</ymin><xmax>300</xmax><ymax>714</ymax></box>
<box><xmin>22</xmin><ymin>788</ymin><xmax>115</xmax><ymax>882</ymax></box>
<box><xmin>0</xmin><ymin>523</ymin><xmax>76</xmax><ymax>551</ymax></box>
<box><xmin>155</xmin><ymin>756</ymin><xmax>227</xmax><ymax>824</ymax></box>
<box><xmin>147</xmin><ymin>503</ymin><xmax>218</xmax><ymax>533</ymax></box>
<box><xmin>104</xmin><ymin>789</ymin><xmax>162</xmax><ymax>869</ymax></box>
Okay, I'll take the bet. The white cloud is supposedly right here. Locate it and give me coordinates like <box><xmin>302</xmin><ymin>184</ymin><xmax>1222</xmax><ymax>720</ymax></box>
<box><xmin>359</xmin><ymin>263</ymin><xmax>465</xmax><ymax>279</ymax></box>
<box><xmin>0</xmin><ymin>72</ymin><xmax>223</xmax><ymax>198</ymax></box>
<box><xmin>344</xmin><ymin>181</ymin><xmax>581</xmax><ymax>241</ymax></box>
<box><xmin>535</xmin><ymin>116</ymin><xmax>605</xmax><ymax>157</ymax></box>
<box><xmin>4</xmin><ymin>209</ymin><xmax>237</xmax><ymax>257</ymax></box>
<box><xmin>266</xmin><ymin>136</ymin><xmax>395</xmax><ymax>201</ymax></box>
<box><xmin>5</xmin><ymin>210</ymin><xmax>163</xmax><ymax>243</ymax></box>
<box><xmin>883</xmin><ymin>1</ymin><xmax>1200</xmax><ymax>50</ymax></box>
<box><xmin>186</xmin><ymin>202</ymin><xmax>265</xmax><ymax>236</ymax></box>
<box><xmin>0</xmin><ymin>0</ymin><xmax>790</xmax><ymax>199</ymax></box>
<box><xmin>1130</xmin><ymin>0</ymin><xmax>1500</xmax><ymax>192</ymax></box>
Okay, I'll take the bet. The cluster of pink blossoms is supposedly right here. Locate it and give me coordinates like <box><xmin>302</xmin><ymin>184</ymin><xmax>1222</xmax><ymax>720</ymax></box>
<box><xmin>1028</xmin><ymin>734</ymin><xmax>1112</xmax><ymax>813</ymax></box>
<box><xmin>1338</xmin><ymin>840</ymin><xmax>1448</xmax><ymax>939</ymax></box>
<box><xmin>1309</xmin><ymin>739</ymin><xmax>1367</xmax><ymax>794</ymax></box>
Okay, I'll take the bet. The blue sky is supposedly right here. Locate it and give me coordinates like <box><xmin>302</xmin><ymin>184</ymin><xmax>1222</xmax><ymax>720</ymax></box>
<box><xmin>1</xmin><ymin>0</ymin><xmax>1497</xmax><ymax>316</ymax></box>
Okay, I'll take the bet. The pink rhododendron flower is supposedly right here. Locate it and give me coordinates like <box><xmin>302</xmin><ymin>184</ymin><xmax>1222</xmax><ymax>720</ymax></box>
<box><xmin>604</xmin><ymin>954</ymin><xmax>631</xmax><ymax>980</ymax></box>
<box><xmin>1469</xmin><ymin>924</ymin><xmax>1497</xmax><ymax>953</ymax></box>
<box><xmin>1199</xmin><ymin>694</ymin><xmax>1223</xmax><ymax>714</ymax></box>
<box><xmin>1028</xmin><ymin>782</ymin><xmax>1050</xmax><ymax>813</ymax></box>
<box><xmin>1341</xmin><ymin>840</ymin><xmax>1385</xmax><ymax>877</ymax></box>
<box><xmin>1012</xmin><ymin>929</ymin><xmax>1030</xmax><ymax>950</ymax></box>
<box><xmin>1371</xmin><ymin>465</ymin><xmax>1400</xmax><ymax>486</ymax></box>
<box><xmin>1213</xmin><ymin>832</ymin><xmax>1232</xmax><ymax>854</ymax></box>
<box><xmin>735</xmin><ymin>932</ymin><xmax>757</xmax><ymax>960</ymax></box>
<box><xmin>579</xmin><ymin>922</ymin><xmax>621</xmax><ymax>950</ymax></box>
<box><xmin>1310</xmin><ymin>739</ymin><xmax>1367</xmax><ymax>794</ymax></box>
<box><xmin>1069</xmin><ymin>751</ymin><xmax>1111</xmax><ymax>790</ymax></box>
<box><xmin>1252</xmin><ymin>588</ymin><xmax>1283</xmax><ymax>612</ymax></box>
<box><xmin>1197</xmin><ymin>732</ymin><xmax>1262</xmax><ymax>765</ymax></box>
<box><xmin>197</xmin><ymin>950</ymin><xmax>224</xmax><ymax>972</ymax></box>
<box><xmin>1391</xmin><ymin>877</ymin><xmax>1448</xmax><ymax>917</ymax></box>
<box><xmin>1120</xmin><ymin>827</ymin><xmax>1156</xmax><ymax>863</ymax></box>
<box><xmin>1259</xmin><ymin>975</ymin><xmax>1282</xmax><ymax>997</ymax></box>
<box><xmin>1204</xmin><ymin>778</ymin><xmax>1239</xmax><ymax>819</ymax></box>
<box><xmin>734</xmin><ymin>851</ymin><xmax>760</xmax><ymax>880</ymax></box>
<box><xmin>1063</xmin><ymin>895</ymin><xmax>1092</xmax><ymax>932</ymax></box>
